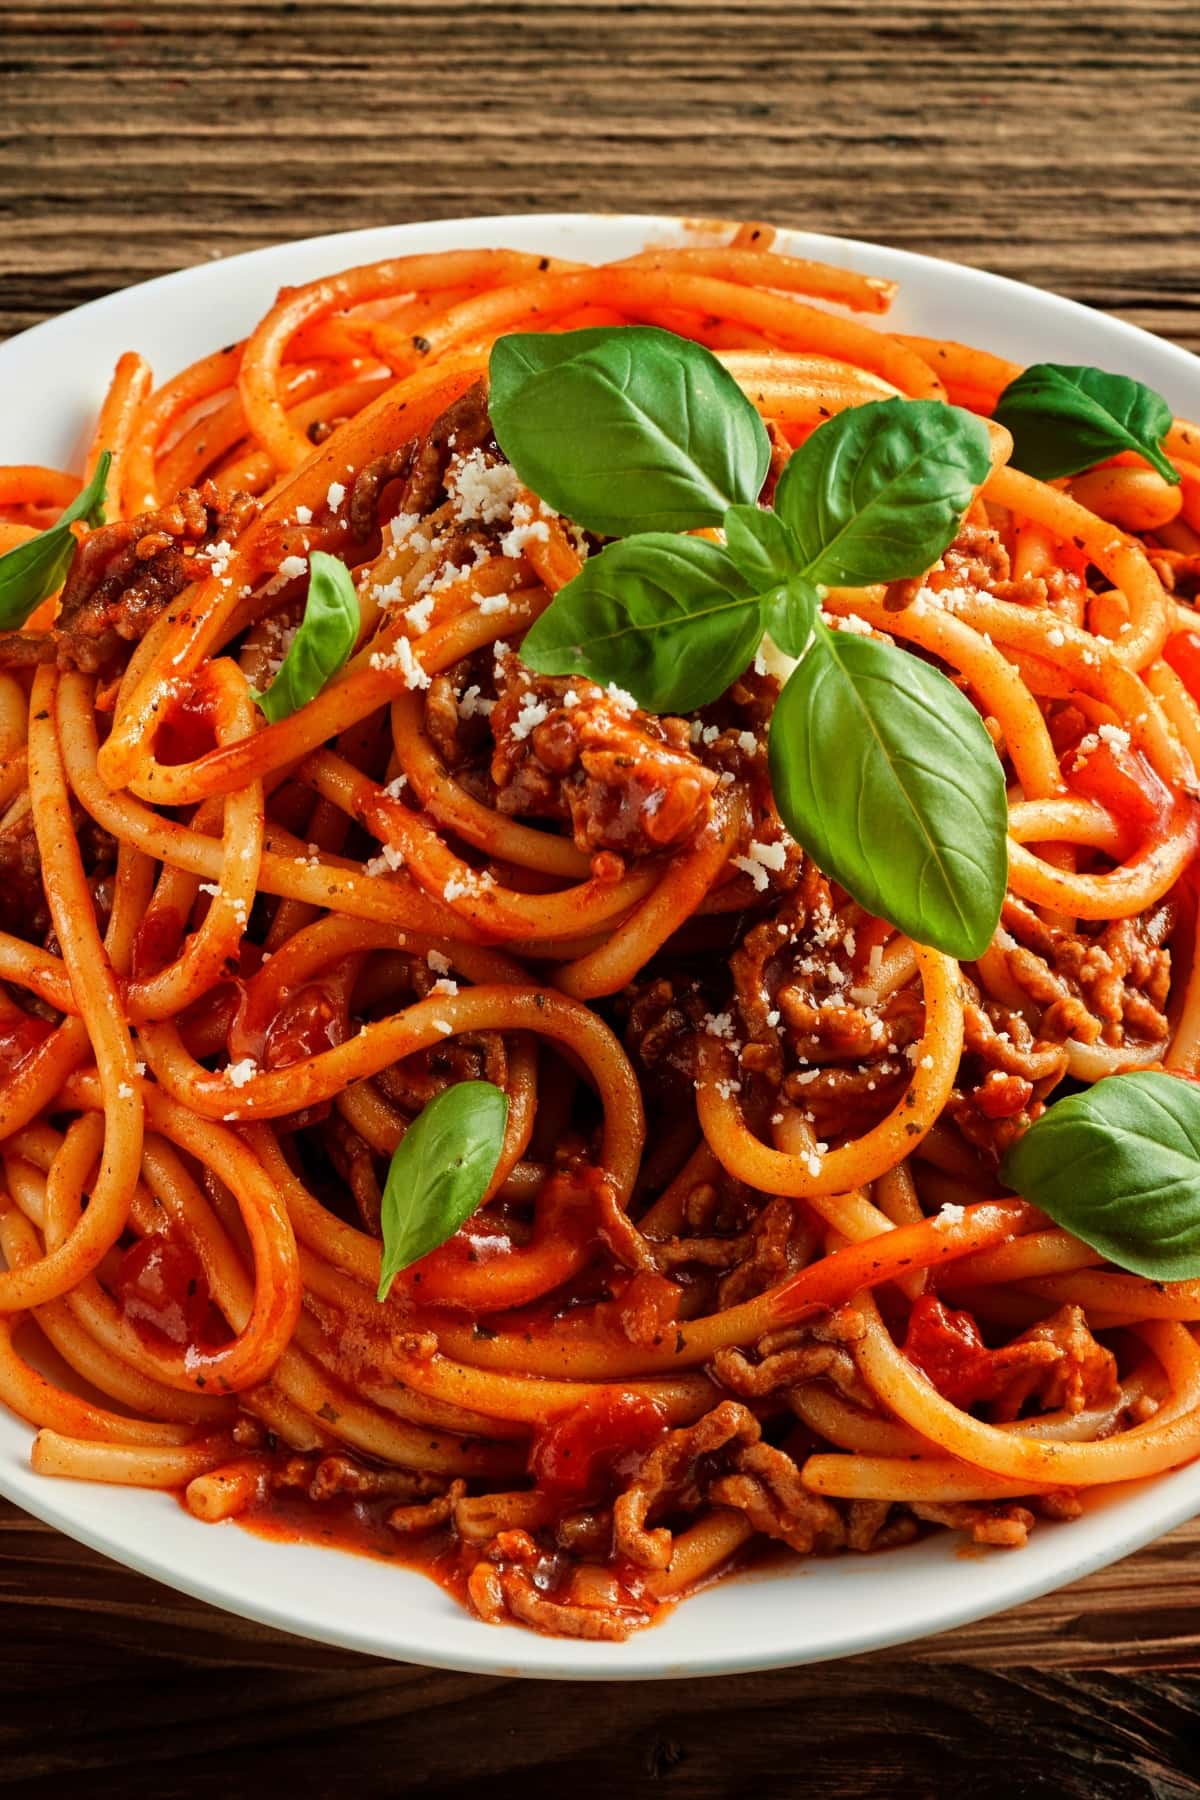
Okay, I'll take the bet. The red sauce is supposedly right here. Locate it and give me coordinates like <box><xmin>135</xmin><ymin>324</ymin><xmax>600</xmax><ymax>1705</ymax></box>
<box><xmin>154</xmin><ymin>681</ymin><xmax>219</xmax><ymax>766</ymax></box>
<box><xmin>131</xmin><ymin>906</ymin><xmax>185</xmax><ymax>978</ymax></box>
<box><xmin>1164</xmin><ymin>630</ymin><xmax>1200</xmax><ymax>705</ymax></box>
<box><xmin>236</xmin><ymin>1485</ymin><xmax>470</xmax><ymax>1593</ymax></box>
<box><xmin>903</xmin><ymin>1294</ymin><xmax>994</xmax><ymax>1407</ymax></box>
<box><xmin>1063</xmin><ymin>735</ymin><xmax>1173</xmax><ymax>852</ymax></box>
<box><xmin>263</xmin><ymin>983</ymin><xmax>348</xmax><ymax>1069</ymax></box>
<box><xmin>529</xmin><ymin>1391</ymin><xmax>667</xmax><ymax>1507</ymax></box>
<box><xmin>115</xmin><ymin>1237</ymin><xmax>211</xmax><ymax>1350</ymax></box>
<box><xmin>0</xmin><ymin>1012</ymin><xmax>53</xmax><ymax>1077</ymax></box>
<box><xmin>231</xmin><ymin>1481</ymin><xmax>670</xmax><ymax>1634</ymax></box>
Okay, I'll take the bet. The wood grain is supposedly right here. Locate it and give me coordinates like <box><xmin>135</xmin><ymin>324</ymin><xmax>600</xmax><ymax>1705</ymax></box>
<box><xmin>1</xmin><ymin>1</ymin><xmax>1199</xmax><ymax>349</ymax></box>
<box><xmin>2</xmin><ymin>1496</ymin><xmax>1200</xmax><ymax>1799</ymax></box>
<box><xmin>3</xmin><ymin>2</ymin><xmax>1200</xmax><ymax>1791</ymax></box>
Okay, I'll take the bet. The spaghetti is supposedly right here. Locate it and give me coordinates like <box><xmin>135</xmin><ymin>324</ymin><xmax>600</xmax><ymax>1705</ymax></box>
<box><xmin>2</xmin><ymin>225</ymin><xmax>1200</xmax><ymax>1642</ymax></box>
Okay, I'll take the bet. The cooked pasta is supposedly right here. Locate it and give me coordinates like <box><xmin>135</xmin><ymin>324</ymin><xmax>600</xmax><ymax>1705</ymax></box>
<box><xmin>2</xmin><ymin>223</ymin><xmax>1200</xmax><ymax>1642</ymax></box>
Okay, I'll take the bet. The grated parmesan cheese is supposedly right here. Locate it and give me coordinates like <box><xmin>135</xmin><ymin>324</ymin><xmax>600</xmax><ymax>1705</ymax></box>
<box><xmin>404</xmin><ymin>595</ymin><xmax>436</xmax><ymax>635</ymax></box>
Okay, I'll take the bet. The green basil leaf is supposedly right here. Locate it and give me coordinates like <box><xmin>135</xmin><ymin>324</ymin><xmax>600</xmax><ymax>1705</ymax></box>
<box><xmin>489</xmin><ymin>326</ymin><xmax>771</xmax><ymax>535</ymax></box>
<box><xmin>520</xmin><ymin>533</ymin><xmax>764</xmax><ymax>713</ymax></box>
<box><xmin>761</xmin><ymin>575</ymin><xmax>820</xmax><ymax>658</ymax></box>
<box><xmin>768</xmin><ymin>623</ymin><xmax>1007</xmax><ymax>959</ymax></box>
<box><xmin>773</xmin><ymin>399</ymin><xmax>992</xmax><ymax>587</ymax></box>
<box><xmin>993</xmin><ymin>363</ymin><xmax>1179</xmax><ymax>485</ymax></box>
<box><xmin>1001</xmin><ymin>1072</ymin><xmax>1200</xmax><ymax>1280</ymax></box>
<box><xmin>377</xmin><ymin>1079</ymin><xmax>510</xmax><ymax>1301</ymax></box>
<box><xmin>254</xmin><ymin>550</ymin><xmax>360</xmax><ymax>723</ymax></box>
<box><xmin>723</xmin><ymin>503</ymin><xmax>801</xmax><ymax>590</ymax></box>
<box><xmin>0</xmin><ymin>451</ymin><xmax>111</xmax><ymax>628</ymax></box>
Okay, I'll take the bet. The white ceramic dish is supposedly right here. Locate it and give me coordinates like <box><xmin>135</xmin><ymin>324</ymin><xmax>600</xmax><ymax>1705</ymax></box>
<box><xmin>2</xmin><ymin>213</ymin><xmax>1198</xmax><ymax>1679</ymax></box>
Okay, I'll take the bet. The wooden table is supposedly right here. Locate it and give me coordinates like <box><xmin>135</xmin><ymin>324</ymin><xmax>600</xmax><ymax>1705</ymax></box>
<box><xmin>2</xmin><ymin>1</ymin><xmax>1200</xmax><ymax>1791</ymax></box>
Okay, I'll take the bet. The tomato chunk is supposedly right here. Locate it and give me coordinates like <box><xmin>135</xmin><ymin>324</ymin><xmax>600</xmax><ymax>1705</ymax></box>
<box><xmin>0</xmin><ymin>1012</ymin><xmax>53</xmax><ymax>1078</ymax></box>
<box><xmin>115</xmin><ymin>1236</ymin><xmax>210</xmax><ymax>1349</ymax></box>
<box><xmin>529</xmin><ymin>1391</ymin><xmax>667</xmax><ymax>1506</ymax></box>
<box><xmin>903</xmin><ymin>1294</ymin><xmax>994</xmax><ymax>1407</ymax></box>
<box><xmin>1063</xmin><ymin>733</ymin><xmax>1172</xmax><ymax>851</ymax></box>
<box><xmin>1164</xmin><ymin>630</ymin><xmax>1200</xmax><ymax>705</ymax></box>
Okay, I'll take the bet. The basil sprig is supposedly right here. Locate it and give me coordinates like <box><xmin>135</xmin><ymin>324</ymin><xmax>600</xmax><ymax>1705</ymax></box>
<box><xmin>0</xmin><ymin>451</ymin><xmax>111</xmax><ymax>628</ymax></box>
<box><xmin>253</xmin><ymin>550</ymin><xmax>360</xmax><ymax>723</ymax></box>
<box><xmin>993</xmin><ymin>364</ymin><xmax>1179</xmax><ymax>486</ymax></box>
<box><xmin>377</xmin><ymin>1079</ymin><xmax>510</xmax><ymax>1301</ymax></box>
<box><xmin>495</xmin><ymin>326</ymin><xmax>1003</xmax><ymax>960</ymax></box>
<box><xmin>490</xmin><ymin>325</ymin><xmax>770</xmax><ymax>534</ymax></box>
<box><xmin>1001</xmin><ymin>1072</ymin><xmax>1200</xmax><ymax>1281</ymax></box>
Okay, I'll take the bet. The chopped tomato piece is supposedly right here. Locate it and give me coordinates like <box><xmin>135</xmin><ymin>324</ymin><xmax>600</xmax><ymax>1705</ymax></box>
<box><xmin>1063</xmin><ymin>734</ymin><xmax>1172</xmax><ymax>852</ymax></box>
<box><xmin>115</xmin><ymin>1236</ymin><xmax>210</xmax><ymax>1349</ymax></box>
<box><xmin>903</xmin><ymin>1294</ymin><xmax>994</xmax><ymax>1407</ymax></box>
<box><xmin>0</xmin><ymin>1012</ymin><xmax>53</xmax><ymax>1078</ymax></box>
<box><xmin>529</xmin><ymin>1391</ymin><xmax>667</xmax><ymax>1506</ymax></box>
<box><xmin>1164</xmin><ymin>630</ymin><xmax>1200</xmax><ymax>705</ymax></box>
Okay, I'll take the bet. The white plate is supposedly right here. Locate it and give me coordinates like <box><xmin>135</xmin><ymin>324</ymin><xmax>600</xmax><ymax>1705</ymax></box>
<box><xmin>2</xmin><ymin>213</ymin><xmax>1198</xmax><ymax>1679</ymax></box>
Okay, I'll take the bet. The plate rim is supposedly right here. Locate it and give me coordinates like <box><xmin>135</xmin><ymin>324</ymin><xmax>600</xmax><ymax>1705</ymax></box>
<box><xmin>2</xmin><ymin>209</ymin><xmax>1198</xmax><ymax>1680</ymax></box>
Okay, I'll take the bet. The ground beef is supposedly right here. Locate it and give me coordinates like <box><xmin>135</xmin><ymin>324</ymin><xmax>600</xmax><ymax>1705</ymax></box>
<box><xmin>614</xmin><ymin>1398</ymin><xmax>843</xmax><ymax>1569</ymax></box>
<box><xmin>725</xmin><ymin>871</ymin><xmax>921</xmax><ymax>1142</ymax></box>
<box><xmin>490</xmin><ymin>664</ymin><xmax>717</xmax><ymax>858</ymax></box>
<box><xmin>886</xmin><ymin>521</ymin><xmax>1087</xmax><ymax>616</ymax></box>
<box><xmin>997</xmin><ymin>896</ymin><xmax>1172</xmax><ymax>1050</ymax></box>
<box><xmin>351</xmin><ymin>381</ymin><xmax>496</xmax><ymax>540</ymax></box>
<box><xmin>946</xmin><ymin>991</ymin><xmax>1070</xmax><ymax>1160</ymax></box>
<box><xmin>1</xmin><ymin>483</ymin><xmax>257</xmax><ymax>679</ymax></box>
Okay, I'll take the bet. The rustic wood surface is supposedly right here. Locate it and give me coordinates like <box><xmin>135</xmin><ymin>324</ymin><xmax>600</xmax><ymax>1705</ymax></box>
<box><xmin>3</xmin><ymin>0</ymin><xmax>1200</xmax><ymax>1792</ymax></box>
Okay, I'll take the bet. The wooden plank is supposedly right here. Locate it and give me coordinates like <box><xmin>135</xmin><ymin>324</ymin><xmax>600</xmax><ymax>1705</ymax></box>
<box><xmin>1</xmin><ymin>2</ymin><xmax>1198</xmax><ymax>351</ymax></box>
<box><xmin>2</xmin><ymin>1498</ymin><xmax>1200</xmax><ymax>1795</ymax></box>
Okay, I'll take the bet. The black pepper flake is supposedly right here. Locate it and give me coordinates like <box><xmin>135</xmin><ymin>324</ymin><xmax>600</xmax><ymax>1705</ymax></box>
<box><xmin>412</xmin><ymin>335</ymin><xmax>431</xmax><ymax>354</ymax></box>
<box><xmin>473</xmin><ymin>1321</ymin><xmax>498</xmax><ymax>1340</ymax></box>
<box><xmin>317</xmin><ymin>1401</ymin><xmax>339</xmax><ymax>1423</ymax></box>
<box><xmin>33</xmin><ymin>710</ymin><xmax>49</xmax><ymax>721</ymax></box>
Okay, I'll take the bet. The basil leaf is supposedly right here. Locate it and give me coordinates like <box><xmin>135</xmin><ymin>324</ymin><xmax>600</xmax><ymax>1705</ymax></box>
<box><xmin>1001</xmin><ymin>1072</ymin><xmax>1200</xmax><ymax>1280</ymax></box>
<box><xmin>377</xmin><ymin>1079</ymin><xmax>510</xmax><ymax>1301</ymax></box>
<box><xmin>773</xmin><ymin>399</ymin><xmax>992</xmax><ymax>587</ymax></box>
<box><xmin>0</xmin><ymin>451</ymin><xmax>111</xmax><ymax>628</ymax></box>
<box><xmin>723</xmin><ymin>503</ymin><xmax>801</xmax><ymax>590</ymax></box>
<box><xmin>254</xmin><ymin>550</ymin><xmax>360</xmax><ymax>723</ymax></box>
<box><xmin>768</xmin><ymin>624</ymin><xmax>1007</xmax><ymax>959</ymax></box>
<box><xmin>489</xmin><ymin>326</ymin><xmax>770</xmax><ymax>536</ymax></box>
<box><xmin>761</xmin><ymin>575</ymin><xmax>819</xmax><ymax>659</ymax></box>
<box><xmin>521</xmin><ymin>532</ymin><xmax>765</xmax><ymax>713</ymax></box>
<box><xmin>993</xmin><ymin>363</ymin><xmax>1179</xmax><ymax>485</ymax></box>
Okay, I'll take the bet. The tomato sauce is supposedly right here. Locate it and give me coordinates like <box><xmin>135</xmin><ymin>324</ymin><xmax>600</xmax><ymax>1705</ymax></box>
<box><xmin>1164</xmin><ymin>630</ymin><xmax>1200</xmax><ymax>705</ymax></box>
<box><xmin>154</xmin><ymin>680</ymin><xmax>220</xmax><ymax>766</ymax></box>
<box><xmin>115</xmin><ymin>1237</ymin><xmax>211</xmax><ymax>1350</ymax></box>
<box><xmin>232</xmin><ymin>1477</ymin><xmax>672</xmax><ymax>1633</ymax></box>
<box><xmin>0</xmin><ymin>1012</ymin><xmax>53</xmax><ymax>1077</ymax></box>
<box><xmin>131</xmin><ymin>906</ymin><xmax>185</xmax><ymax>979</ymax></box>
<box><xmin>1063</xmin><ymin>735</ymin><xmax>1173</xmax><ymax>853</ymax></box>
<box><xmin>529</xmin><ymin>1392</ymin><xmax>667</xmax><ymax>1507</ymax></box>
<box><xmin>903</xmin><ymin>1294</ymin><xmax>994</xmax><ymax>1407</ymax></box>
